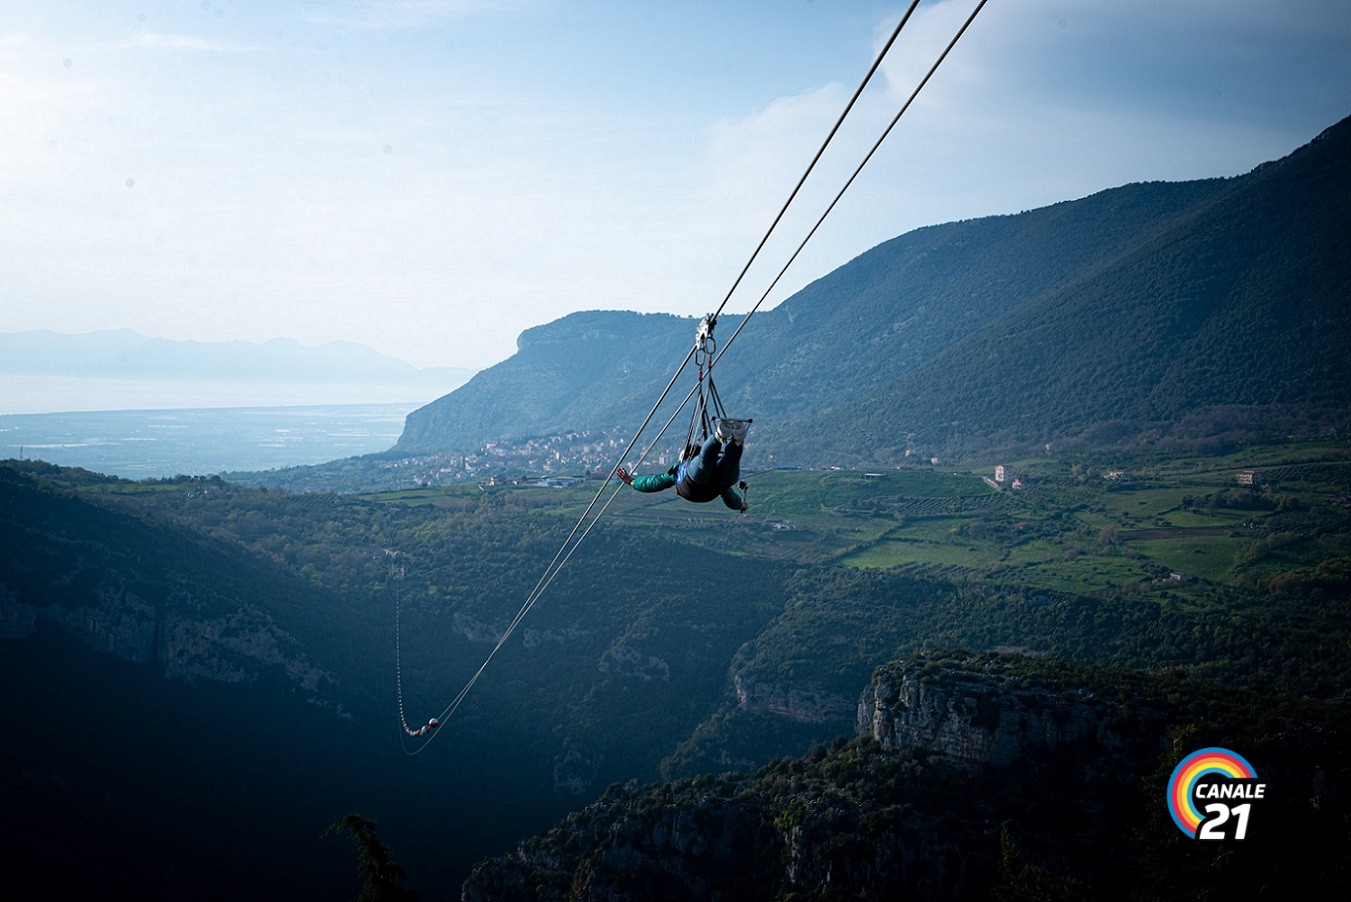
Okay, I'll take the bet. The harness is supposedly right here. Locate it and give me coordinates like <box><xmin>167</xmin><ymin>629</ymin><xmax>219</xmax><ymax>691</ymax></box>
<box><xmin>675</xmin><ymin>464</ymin><xmax>720</xmax><ymax>503</ymax></box>
<box><xmin>683</xmin><ymin>313</ymin><xmax>728</xmax><ymax>452</ymax></box>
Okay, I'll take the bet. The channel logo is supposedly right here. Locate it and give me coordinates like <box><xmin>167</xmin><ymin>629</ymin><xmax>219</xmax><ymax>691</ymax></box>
<box><xmin>1166</xmin><ymin>747</ymin><xmax>1266</xmax><ymax>840</ymax></box>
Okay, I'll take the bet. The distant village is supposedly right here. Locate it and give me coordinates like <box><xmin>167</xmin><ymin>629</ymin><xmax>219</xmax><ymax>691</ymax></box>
<box><xmin>383</xmin><ymin>430</ymin><xmax>630</xmax><ymax>487</ymax></box>
<box><xmin>380</xmin><ymin>430</ymin><xmax>958</xmax><ymax>489</ymax></box>
<box><xmin>377</xmin><ymin>428</ymin><xmax>1269</xmax><ymax>496</ymax></box>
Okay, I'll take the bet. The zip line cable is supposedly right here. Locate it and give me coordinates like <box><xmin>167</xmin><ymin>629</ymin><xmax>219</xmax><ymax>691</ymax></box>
<box><xmin>711</xmin><ymin>0</ymin><xmax>991</xmax><ymax>368</ymax></box>
<box><xmin>700</xmin><ymin>0</ymin><xmax>921</xmax><ymax>328</ymax></box>
<box><xmin>398</xmin><ymin>0</ymin><xmax>989</xmax><ymax>751</ymax></box>
<box><xmin>402</xmin><ymin>365</ymin><xmax>708</xmax><ymax>753</ymax></box>
<box><xmin>477</xmin><ymin>373</ymin><xmax>719</xmax><ymax>660</ymax></box>
<box><xmin>394</xmin><ymin>564</ymin><xmax>414</xmax><ymax>734</ymax></box>
<box><xmin>618</xmin><ymin>0</ymin><xmax>991</xmax><ymax>500</ymax></box>
<box><xmin>402</xmin><ymin>347</ymin><xmax>697</xmax><ymax>752</ymax></box>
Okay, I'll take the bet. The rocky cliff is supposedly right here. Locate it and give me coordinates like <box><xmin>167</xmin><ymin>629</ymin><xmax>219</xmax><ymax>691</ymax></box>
<box><xmin>858</xmin><ymin>654</ymin><xmax>1166</xmax><ymax>772</ymax></box>
<box><xmin>460</xmin><ymin>653</ymin><xmax>1192</xmax><ymax>900</ymax></box>
<box><xmin>0</xmin><ymin>466</ymin><xmax>344</xmax><ymax>711</ymax></box>
<box><xmin>467</xmin><ymin>648</ymin><xmax>1351</xmax><ymax>900</ymax></box>
<box><xmin>733</xmin><ymin>672</ymin><xmax>854</xmax><ymax>725</ymax></box>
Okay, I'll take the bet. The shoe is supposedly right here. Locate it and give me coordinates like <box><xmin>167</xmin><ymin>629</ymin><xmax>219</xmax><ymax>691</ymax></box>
<box><xmin>716</xmin><ymin>418</ymin><xmax>750</xmax><ymax>444</ymax></box>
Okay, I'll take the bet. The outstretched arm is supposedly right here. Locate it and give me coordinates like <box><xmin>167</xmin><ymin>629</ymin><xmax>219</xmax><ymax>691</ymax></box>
<box><xmin>618</xmin><ymin>467</ymin><xmax>676</xmax><ymax>493</ymax></box>
<box><xmin>720</xmin><ymin>485</ymin><xmax>747</xmax><ymax>512</ymax></box>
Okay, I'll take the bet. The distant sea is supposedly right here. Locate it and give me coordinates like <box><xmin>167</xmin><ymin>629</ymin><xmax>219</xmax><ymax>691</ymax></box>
<box><xmin>0</xmin><ymin>403</ymin><xmax>421</xmax><ymax>479</ymax></box>
<box><xmin>0</xmin><ymin>373</ymin><xmax>455</xmax><ymax>415</ymax></box>
<box><xmin>0</xmin><ymin>376</ymin><xmax>456</xmax><ymax>479</ymax></box>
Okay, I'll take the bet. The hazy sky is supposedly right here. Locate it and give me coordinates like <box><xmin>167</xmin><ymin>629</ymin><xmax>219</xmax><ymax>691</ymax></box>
<box><xmin>3</xmin><ymin>0</ymin><xmax>1349</xmax><ymax>370</ymax></box>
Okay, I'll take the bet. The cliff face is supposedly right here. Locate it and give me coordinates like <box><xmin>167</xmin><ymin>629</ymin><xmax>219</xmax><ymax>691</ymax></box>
<box><xmin>858</xmin><ymin>657</ymin><xmax>1164</xmax><ymax>771</ymax></box>
<box><xmin>0</xmin><ymin>468</ymin><xmax>343</xmax><ymax>711</ymax></box>
<box><xmin>733</xmin><ymin>672</ymin><xmax>853</xmax><ymax>725</ymax></box>
<box><xmin>2</xmin><ymin>558</ymin><xmax>344</xmax><ymax>714</ymax></box>
<box><xmin>461</xmin><ymin>653</ymin><xmax>1210</xmax><ymax>901</ymax></box>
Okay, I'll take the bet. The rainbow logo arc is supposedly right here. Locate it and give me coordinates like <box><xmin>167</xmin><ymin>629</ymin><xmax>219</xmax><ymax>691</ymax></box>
<box><xmin>1166</xmin><ymin>747</ymin><xmax>1258</xmax><ymax>837</ymax></box>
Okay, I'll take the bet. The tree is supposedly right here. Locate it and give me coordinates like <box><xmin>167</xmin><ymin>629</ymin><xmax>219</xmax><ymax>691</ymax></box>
<box><xmin>323</xmin><ymin>813</ymin><xmax>418</xmax><ymax>902</ymax></box>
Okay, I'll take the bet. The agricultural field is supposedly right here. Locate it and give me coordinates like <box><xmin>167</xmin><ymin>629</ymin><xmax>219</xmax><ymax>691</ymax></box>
<box><xmin>501</xmin><ymin>443</ymin><xmax>1351</xmax><ymax>605</ymax></box>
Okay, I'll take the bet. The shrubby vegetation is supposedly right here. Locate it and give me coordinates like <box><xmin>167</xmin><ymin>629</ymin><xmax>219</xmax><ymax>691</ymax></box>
<box><xmin>469</xmin><ymin>655</ymin><xmax>1351</xmax><ymax>901</ymax></box>
<box><xmin>6</xmin><ymin>433</ymin><xmax>1351</xmax><ymax>898</ymax></box>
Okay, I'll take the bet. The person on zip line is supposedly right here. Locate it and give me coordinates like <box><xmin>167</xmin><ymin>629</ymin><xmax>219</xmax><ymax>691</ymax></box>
<box><xmin>617</xmin><ymin>418</ymin><xmax>750</xmax><ymax>512</ymax></box>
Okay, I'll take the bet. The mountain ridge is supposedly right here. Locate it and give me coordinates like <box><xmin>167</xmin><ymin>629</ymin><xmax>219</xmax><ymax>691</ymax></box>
<box><xmin>396</xmin><ymin>114</ymin><xmax>1351</xmax><ymax>465</ymax></box>
<box><xmin>811</xmin><ymin>113</ymin><xmax>1351</xmax><ymax>457</ymax></box>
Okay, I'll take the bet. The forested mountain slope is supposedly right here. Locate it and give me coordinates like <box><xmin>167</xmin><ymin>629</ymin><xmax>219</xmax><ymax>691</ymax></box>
<box><xmin>806</xmin><ymin>114</ymin><xmax>1351</xmax><ymax>460</ymax></box>
<box><xmin>396</xmin><ymin>311</ymin><xmax>696</xmax><ymax>451</ymax></box>
<box><xmin>397</xmin><ymin>115</ymin><xmax>1350</xmax><ymax>464</ymax></box>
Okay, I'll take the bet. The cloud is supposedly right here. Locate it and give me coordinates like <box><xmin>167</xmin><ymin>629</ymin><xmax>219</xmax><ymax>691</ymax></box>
<box><xmin>3</xmin><ymin>0</ymin><xmax>1349</xmax><ymax>373</ymax></box>
<box><xmin>301</xmin><ymin>0</ymin><xmax>539</xmax><ymax>31</ymax></box>
<box><xmin>701</xmin><ymin>84</ymin><xmax>849</xmax><ymax>216</ymax></box>
<box><xmin>0</xmin><ymin>43</ymin><xmax>103</xmax><ymax>173</ymax></box>
<box><xmin>893</xmin><ymin>0</ymin><xmax>1351</xmax><ymax>130</ymax></box>
<box><xmin>115</xmin><ymin>31</ymin><xmax>256</xmax><ymax>53</ymax></box>
<box><xmin>859</xmin><ymin>0</ymin><xmax>1351</xmax><ymax>218</ymax></box>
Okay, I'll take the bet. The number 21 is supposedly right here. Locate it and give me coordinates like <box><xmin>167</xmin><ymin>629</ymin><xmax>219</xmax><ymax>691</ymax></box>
<box><xmin>1198</xmin><ymin>803</ymin><xmax>1251</xmax><ymax>840</ymax></box>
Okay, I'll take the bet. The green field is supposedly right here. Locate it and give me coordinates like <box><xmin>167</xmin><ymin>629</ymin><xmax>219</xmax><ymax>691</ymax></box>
<box><xmin>118</xmin><ymin>441</ymin><xmax>1340</xmax><ymax>604</ymax></box>
<box><xmin>525</xmin><ymin>443</ymin><xmax>1351</xmax><ymax>600</ymax></box>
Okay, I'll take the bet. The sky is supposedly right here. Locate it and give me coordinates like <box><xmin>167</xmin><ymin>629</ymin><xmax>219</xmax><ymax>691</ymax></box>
<box><xmin>2</xmin><ymin>0</ymin><xmax>1349</xmax><ymax>371</ymax></box>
